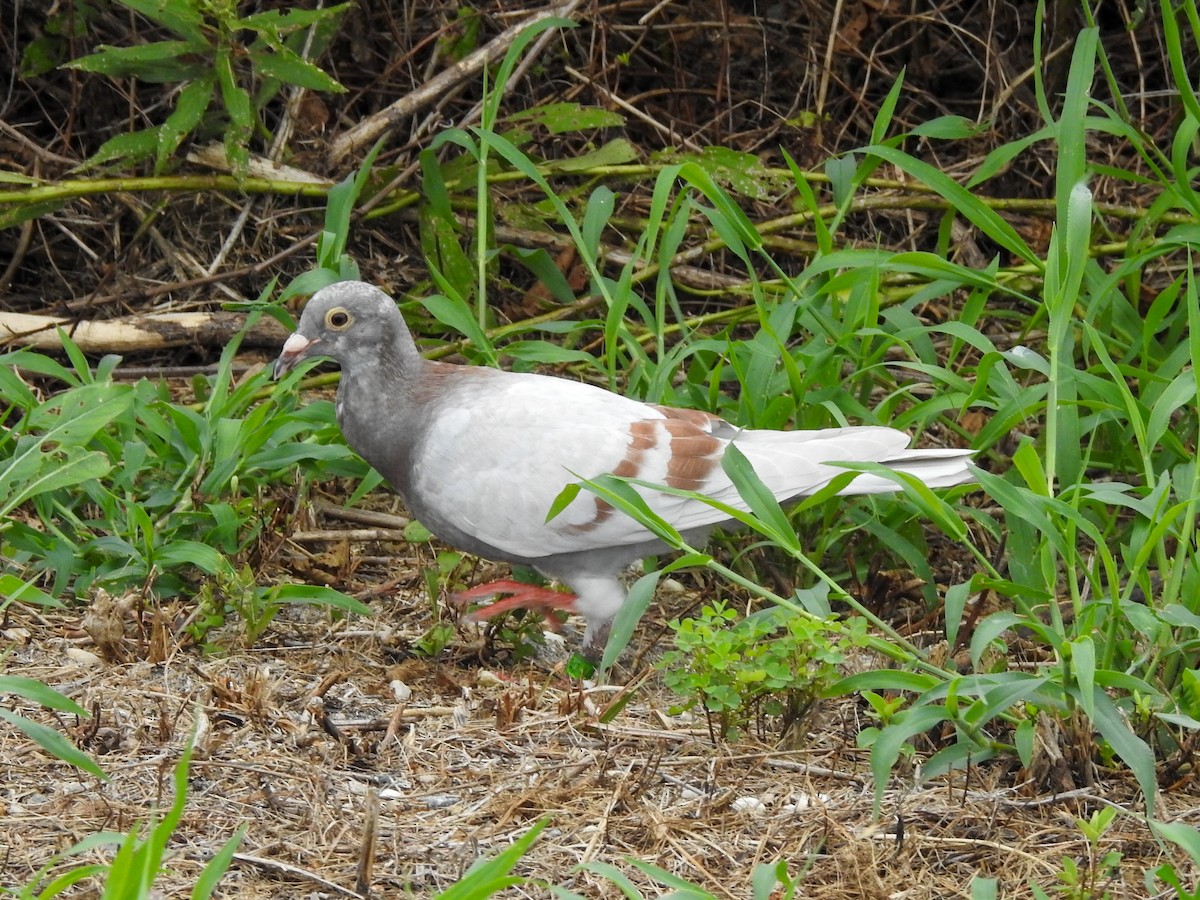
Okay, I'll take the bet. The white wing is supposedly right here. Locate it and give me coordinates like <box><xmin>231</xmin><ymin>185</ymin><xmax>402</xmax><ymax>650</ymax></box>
<box><xmin>409</xmin><ymin>372</ymin><xmax>972</xmax><ymax>560</ymax></box>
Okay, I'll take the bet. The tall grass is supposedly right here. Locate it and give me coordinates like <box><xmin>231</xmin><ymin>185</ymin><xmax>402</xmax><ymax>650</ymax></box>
<box><xmin>394</xmin><ymin>3</ymin><xmax>1200</xmax><ymax>826</ymax></box>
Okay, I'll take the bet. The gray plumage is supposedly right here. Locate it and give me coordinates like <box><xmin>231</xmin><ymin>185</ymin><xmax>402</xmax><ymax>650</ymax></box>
<box><xmin>274</xmin><ymin>281</ymin><xmax>975</xmax><ymax>658</ymax></box>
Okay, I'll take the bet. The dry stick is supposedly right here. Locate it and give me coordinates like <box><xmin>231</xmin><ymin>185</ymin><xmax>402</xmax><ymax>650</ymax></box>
<box><xmin>201</xmin><ymin>6</ymin><xmax>326</xmax><ymax>280</ymax></box>
<box><xmin>454</xmin><ymin>14</ymin><xmax>578</xmax><ymax>131</ymax></box>
<box><xmin>0</xmin><ymin>215</ymin><xmax>34</xmax><ymax>295</ymax></box>
<box><xmin>222</xmin><ymin>853</ymin><xmax>366</xmax><ymax>898</ymax></box>
<box><xmin>564</xmin><ymin>65</ymin><xmax>704</xmax><ymax>151</ymax></box>
<box><xmin>314</xmin><ymin>501</ymin><xmax>410</xmax><ymax>529</ymax></box>
<box><xmin>0</xmin><ymin>310</ymin><xmax>288</xmax><ymax>351</ymax></box>
<box><xmin>815</xmin><ymin>0</ymin><xmax>845</xmax><ymax>125</ymax></box>
<box><xmin>328</xmin><ymin>0</ymin><xmax>586</xmax><ymax>164</ymax></box>
<box><xmin>63</xmin><ymin>223</ymin><xmax>324</xmax><ymax>314</ymax></box>
<box><xmin>290</xmin><ymin>528</ymin><xmax>410</xmax><ymax>543</ymax></box>
<box><xmin>354</xmin><ymin>787</ymin><xmax>379</xmax><ymax>899</ymax></box>
<box><xmin>110</xmin><ymin>363</ymin><xmax>259</xmax><ymax>380</ymax></box>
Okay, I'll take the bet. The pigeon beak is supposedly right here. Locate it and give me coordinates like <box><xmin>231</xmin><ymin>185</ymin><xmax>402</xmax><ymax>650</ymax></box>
<box><xmin>273</xmin><ymin>332</ymin><xmax>319</xmax><ymax>380</ymax></box>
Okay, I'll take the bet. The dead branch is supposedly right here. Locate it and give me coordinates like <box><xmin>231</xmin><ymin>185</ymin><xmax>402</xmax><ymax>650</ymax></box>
<box><xmin>328</xmin><ymin>0</ymin><xmax>586</xmax><ymax>164</ymax></box>
<box><xmin>0</xmin><ymin>311</ymin><xmax>288</xmax><ymax>353</ymax></box>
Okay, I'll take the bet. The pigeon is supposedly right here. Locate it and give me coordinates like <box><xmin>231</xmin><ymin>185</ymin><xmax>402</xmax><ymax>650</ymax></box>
<box><xmin>273</xmin><ymin>281</ymin><xmax>975</xmax><ymax>660</ymax></box>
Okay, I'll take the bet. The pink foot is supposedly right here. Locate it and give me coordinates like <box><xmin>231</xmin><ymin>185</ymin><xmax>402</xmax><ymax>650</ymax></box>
<box><xmin>453</xmin><ymin>579</ymin><xmax>578</xmax><ymax>622</ymax></box>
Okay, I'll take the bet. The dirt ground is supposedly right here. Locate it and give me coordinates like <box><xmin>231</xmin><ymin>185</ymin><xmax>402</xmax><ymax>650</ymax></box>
<box><xmin>3</xmin><ymin>1</ymin><xmax>1198</xmax><ymax>896</ymax></box>
<box><xmin>2</xmin><ymin>577</ymin><xmax>1187</xmax><ymax>898</ymax></box>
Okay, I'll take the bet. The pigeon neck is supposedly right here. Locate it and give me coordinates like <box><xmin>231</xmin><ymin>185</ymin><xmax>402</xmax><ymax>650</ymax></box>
<box><xmin>337</xmin><ymin>318</ymin><xmax>428</xmax><ymax>415</ymax></box>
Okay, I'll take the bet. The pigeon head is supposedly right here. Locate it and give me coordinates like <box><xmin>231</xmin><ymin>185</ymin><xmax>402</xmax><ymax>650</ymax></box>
<box><xmin>273</xmin><ymin>281</ymin><xmax>417</xmax><ymax>379</ymax></box>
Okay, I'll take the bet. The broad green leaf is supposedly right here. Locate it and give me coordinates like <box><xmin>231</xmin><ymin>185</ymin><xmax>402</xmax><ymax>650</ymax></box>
<box><xmin>502</xmin><ymin>340</ymin><xmax>600</xmax><ymax>367</ymax></box>
<box><xmin>1147</xmin><ymin>370</ymin><xmax>1197</xmax><ymax>452</ymax></box>
<box><xmin>909</xmin><ymin>115</ymin><xmax>987</xmax><ymax>140</ymax></box>
<box><xmin>116</xmin><ymin>0</ymin><xmax>205</xmax><ymax>42</ymax></box>
<box><xmin>239</xmin><ymin>4</ymin><xmax>353</xmax><ymax>34</ymax></box>
<box><xmin>153</xmin><ymin>541</ymin><xmax>234</xmax><ymax>577</ymax></box>
<box><xmin>157</xmin><ymin>74</ymin><xmax>215</xmax><ymax>171</ymax></box>
<box><xmin>420</xmin><ymin>293</ymin><xmax>495</xmax><ymax>358</ymax></box>
<box><xmin>436</xmin><ymin>819</ymin><xmax>546</xmax><ymax>899</ymax></box>
<box><xmin>1</xmin><ymin>450</ymin><xmax>111</xmax><ymax>516</ymax></box>
<box><xmin>871</xmin><ymin>70</ymin><xmax>905</xmax><ymax>144</ymax></box>
<box><xmin>0</xmin><ymin>675</ymin><xmax>88</xmax><ymax>715</ymax></box>
<box><xmin>1151</xmin><ymin>819</ymin><xmax>1200</xmax><ymax>863</ymax></box>
<box><xmin>269</xmin><ymin>583</ymin><xmax>373</xmax><ymax>617</ymax></box>
<box><xmin>79</xmin><ymin>128</ymin><xmax>160</xmax><ymax>170</ymax></box>
<box><xmin>0</xmin><ymin>708</ymin><xmax>106</xmax><ymax>779</ymax></box>
<box><xmin>1089</xmin><ymin>687</ymin><xmax>1158</xmax><ymax>804</ymax></box>
<box><xmin>943</xmin><ymin>580</ymin><xmax>972</xmax><ymax>649</ymax></box>
<box><xmin>68</xmin><ymin>41</ymin><xmax>208</xmax><ymax>81</ymax></box>
<box><xmin>1069</xmin><ymin>635</ymin><xmax>1097</xmax><ymax>719</ymax></box>
<box><xmin>1055</xmin><ymin>29</ymin><xmax>1097</xmax><ymax>225</ymax></box>
<box><xmin>830</xmin><ymin>670</ymin><xmax>940</xmax><ymax>695</ymax></box>
<box><xmin>601</xmin><ymin>569</ymin><xmax>662</xmax><ymax>675</ymax></box>
<box><xmin>721</xmin><ymin>443</ymin><xmax>801</xmax><ymax>552</ymax></box>
<box><xmin>825</xmin><ymin>154</ymin><xmax>856</xmax><ymax>209</ymax></box>
<box><xmin>192</xmin><ymin>824</ymin><xmax>247</xmax><ymax>900</ymax></box>
<box><xmin>507</xmin><ymin>102</ymin><xmax>624</xmax><ymax>134</ymax></box>
<box><xmin>545</xmin><ymin>138</ymin><xmax>638</xmax><ymax>172</ymax></box>
<box><xmin>252</xmin><ymin>46</ymin><xmax>346</xmax><ymax>92</ymax></box>
<box><xmin>1015</xmin><ymin>718</ymin><xmax>1034</xmax><ymax>767</ymax></box>
<box><xmin>0</xmin><ymin>574</ymin><xmax>62</xmax><ymax>608</ymax></box>
<box><xmin>0</xmin><ymin>197</ymin><xmax>70</xmax><ymax>229</ymax></box>
<box><xmin>581</xmin><ymin>185</ymin><xmax>615</xmax><ymax>263</ymax></box>
<box><xmin>279</xmin><ymin>267</ymin><xmax>345</xmax><ymax>301</ymax></box>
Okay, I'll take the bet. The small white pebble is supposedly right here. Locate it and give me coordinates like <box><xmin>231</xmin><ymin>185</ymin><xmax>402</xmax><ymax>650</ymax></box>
<box><xmin>732</xmin><ymin>796</ymin><xmax>767</xmax><ymax>816</ymax></box>
<box><xmin>476</xmin><ymin>670</ymin><xmax>505</xmax><ymax>687</ymax></box>
<box><xmin>64</xmin><ymin>647</ymin><xmax>103</xmax><ymax>668</ymax></box>
<box><xmin>390</xmin><ymin>680</ymin><xmax>412</xmax><ymax>702</ymax></box>
<box><xmin>192</xmin><ymin>709</ymin><xmax>211</xmax><ymax>752</ymax></box>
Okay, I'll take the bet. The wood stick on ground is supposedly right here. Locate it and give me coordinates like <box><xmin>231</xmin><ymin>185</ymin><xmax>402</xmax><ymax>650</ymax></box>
<box><xmin>0</xmin><ymin>311</ymin><xmax>289</xmax><ymax>352</ymax></box>
<box><xmin>328</xmin><ymin>0</ymin><xmax>586</xmax><ymax>163</ymax></box>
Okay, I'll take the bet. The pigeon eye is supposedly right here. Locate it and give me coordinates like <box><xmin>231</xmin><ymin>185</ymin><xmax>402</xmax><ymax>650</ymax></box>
<box><xmin>326</xmin><ymin>308</ymin><xmax>351</xmax><ymax>329</ymax></box>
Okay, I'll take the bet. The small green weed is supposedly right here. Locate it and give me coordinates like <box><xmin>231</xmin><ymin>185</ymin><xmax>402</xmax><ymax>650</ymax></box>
<box><xmin>67</xmin><ymin>0</ymin><xmax>349</xmax><ymax>175</ymax></box>
<box><xmin>568</xmin><ymin>855</ymin><xmax>807</xmax><ymax>899</ymax></box>
<box><xmin>659</xmin><ymin>600</ymin><xmax>864</xmax><ymax>740</ymax></box>
<box><xmin>188</xmin><ymin>564</ymin><xmax>371</xmax><ymax>648</ymax></box>
<box><xmin>1</xmin><ymin>310</ymin><xmax>368</xmax><ymax>643</ymax></box>
<box><xmin>4</xmin><ymin>724</ymin><xmax>242</xmax><ymax>899</ymax></box>
<box><xmin>1029</xmin><ymin>807</ymin><xmax>1123</xmax><ymax>900</ymax></box>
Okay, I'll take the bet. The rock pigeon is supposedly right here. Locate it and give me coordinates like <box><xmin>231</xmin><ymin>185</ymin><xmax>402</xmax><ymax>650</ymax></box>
<box><xmin>273</xmin><ymin>281</ymin><xmax>975</xmax><ymax>660</ymax></box>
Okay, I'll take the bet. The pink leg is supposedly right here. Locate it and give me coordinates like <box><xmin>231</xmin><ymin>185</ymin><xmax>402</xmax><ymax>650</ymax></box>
<box><xmin>453</xmin><ymin>579</ymin><xmax>578</xmax><ymax>621</ymax></box>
